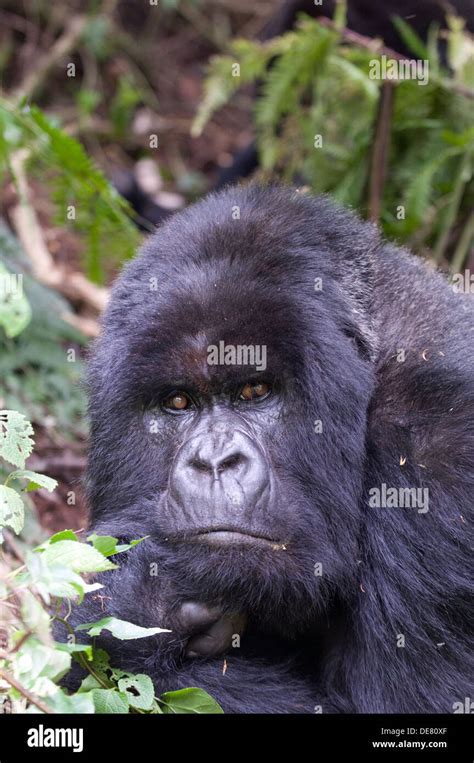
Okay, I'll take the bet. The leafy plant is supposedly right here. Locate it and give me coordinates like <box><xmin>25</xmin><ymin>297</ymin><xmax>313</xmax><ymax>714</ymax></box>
<box><xmin>194</xmin><ymin>11</ymin><xmax>474</xmax><ymax>263</ymax></box>
<box><xmin>0</xmin><ymin>100</ymin><xmax>141</xmax><ymax>282</ymax></box>
<box><xmin>0</xmin><ymin>412</ymin><xmax>223</xmax><ymax>714</ymax></box>
<box><xmin>0</xmin><ymin>261</ymin><xmax>31</xmax><ymax>338</ymax></box>
<box><xmin>110</xmin><ymin>76</ymin><xmax>143</xmax><ymax>139</ymax></box>
<box><xmin>0</xmin><ymin>222</ymin><xmax>87</xmax><ymax>436</ymax></box>
<box><xmin>0</xmin><ymin>409</ymin><xmax>57</xmax><ymax>542</ymax></box>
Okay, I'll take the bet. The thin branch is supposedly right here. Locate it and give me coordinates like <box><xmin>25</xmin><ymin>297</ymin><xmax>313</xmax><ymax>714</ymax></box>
<box><xmin>0</xmin><ymin>10</ymin><xmax>40</xmax><ymax>36</ymax></box>
<box><xmin>368</xmin><ymin>82</ymin><xmax>395</xmax><ymax>222</ymax></box>
<box><xmin>451</xmin><ymin>211</ymin><xmax>474</xmax><ymax>273</ymax></box>
<box><xmin>9</xmin><ymin>631</ymin><xmax>33</xmax><ymax>655</ymax></box>
<box><xmin>27</xmin><ymin>454</ymin><xmax>86</xmax><ymax>472</ymax></box>
<box><xmin>60</xmin><ymin>311</ymin><xmax>100</xmax><ymax>338</ymax></box>
<box><xmin>9</xmin><ymin>149</ymin><xmax>109</xmax><ymax>329</ymax></box>
<box><xmin>318</xmin><ymin>16</ymin><xmax>406</xmax><ymax>60</ymax></box>
<box><xmin>318</xmin><ymin>16</ymin><xmax>474</xmax><ymax>99</ymax></box>
<box><xmin>9</xmin><ymin>150</ymin><xmax>60</xmax><ymax>283</ymax></box>
<box><xmin>177</xmin><ymin>2</ymin><xmax>224</xmax><ymax>49</ymax></box>
<box><xmin>0</xmin><ymin>664</ymin><xmax>54</xmax><ymax>714</ymax></box>
<box><xmin>13</xmin><ymin>15</ymin><xmax>88</xmax><ymax>104</ymax></box>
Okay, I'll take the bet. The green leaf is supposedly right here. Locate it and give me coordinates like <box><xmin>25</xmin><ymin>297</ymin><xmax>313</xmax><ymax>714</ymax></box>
<box><xmin>78</xmin><ymin>675</ymin><xmax>104</xmax><ymax>693</ymax></box>
<box><xmin>0</xmin><ymin>262</ymin><xmax>31</xmax><ymax>338</ymax></box>
<box><xmin>118</xmin><ymin>674</ymin><xmax>155</xmax><ymax>710</ymax></box>
<box><xmin>41</xmin><ymin>540</ymin><xmax>118</xmax><ymax>573</ymax></box>
<box><xmin>0</xmin><ymin>484</ymin><xmax>24</xmax><ymax>534</ymax></box>
<box><xmin>76</xmin><ymin>616</ymin><xmax>170</xmax><ymax>640</ymax></box>
<box><xmin>92</xmin><ymin>688</ymin><xmax>130</xmax><ymax>714</ymax></box>
<box><xmin>16</xmin><ymin>641</ymin><xmax>71</xmax><ymax>685</ymax></box>
<box><xmin>49</xmin><ymin>529</ymin><xmax>79</xmax><ymax>543</ymax></box>
<box><xmin>330</xmin><ymin>57</ymin><xmax>378</xmax><ymax>100</ymax></box>
<box><xmin>256</xmin><ymin>20</ymin><xmax>334</xmax><ymax>142</ymax></box>
<box><xmin>391</xmin><ymin>16</ymin><xmax>429</xmax><ymax>60</ymax></box>
<box><xmin>115</xmin><ymin>537</ymin><xmax>148</xmax><ymax>553</ymax></box>
<box><xmin>25</xmin><ymin>551</ymin><xmax>94</xmax><ymax>601</ymax></box>
<box><xmin>35</xmin><ymin>528</ymin><xmax>78</xmax><ymax>551</ymax></box>
<box><xmin>160</xmin><ymin>687</ymin><xmax>224</xmax><ymax>714</ymax></box>
<box><xmin>82</xmin><ymin>17</ymin><xmax>111</xmax><ymax>61</ymax></box>
<box><xmin>442</xmin><ymin>126</ymin><xmax>474</xmax><ymax>148</ymax></box>
<box><xmin>20</xmin><ymin>590</ymin><xmax>50</xmax><ymax>637</ymax></box>
<box><xmin>87</xmin><ymin>533</ymin><xmax>147</xmax><ymax>557</ymax></box>
<box><xmin>76</xmin><ymin>88</ymin><xmax>102</xmax><ymax>117</ymax></box>
<box><xmin>8</xmin><ymin>469</ymin><xmax>57</xmax><ymax>493</ymax></box>
<box><xmin>55</xmin><ymin>642</ymin><xmax>94</xmax><ymax>659</ymax></box>
<box><xmin>447</xmin><ymin>14</ymin><xmax>474</xmax><ymax>81</ymax></box>
<box><xmin>0</xmin><ymin>409</ymin><xmax>34</xmax><ymax>468</ymax></box>
<box><xmin>191</xmin><ymin>39</ymin><xmax>270</xmax><ymax>137</ymax></box>
<box><xmin>48</xmin><ymin>689</ymin><xmax>95</xmax><ymax>714</ymax></box>
<box><xmin>86</xmin><ymin>534</ymin><xmax>119</xmax><ymax>557</ymax></box>
<box><xmin>85</xmin><ymin>648</ymin><xmax>111</xmax><ymax>677</ymax></box>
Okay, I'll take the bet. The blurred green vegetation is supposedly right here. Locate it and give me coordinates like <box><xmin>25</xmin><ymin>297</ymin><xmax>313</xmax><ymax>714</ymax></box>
<box><xmin>0</xmin><ymin>102</ymin><xmax>140</xmax><ymax>283</ymax></box>
<box><xmin>195</xmin><ymin>12</ymin><xmax>474</xmax><ymax>265</ymax></box>
<box><xmin>0</xmin><ymin>222</ymin><xmax>87</xmax><ymax>437</ymax></box>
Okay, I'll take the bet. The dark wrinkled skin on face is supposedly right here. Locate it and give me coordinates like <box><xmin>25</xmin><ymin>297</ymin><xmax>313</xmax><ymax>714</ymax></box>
<box><xmin>58</xmin><ymin>186</ymin><xmax>474</xmax><ymax>713</ymax></box>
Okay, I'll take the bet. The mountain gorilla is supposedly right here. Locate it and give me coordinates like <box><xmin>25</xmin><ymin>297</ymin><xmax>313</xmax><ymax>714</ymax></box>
<box><xmin>64</xmin><ymin>186</ymin><xmax>473</xmax><ymax>713</ymax></box>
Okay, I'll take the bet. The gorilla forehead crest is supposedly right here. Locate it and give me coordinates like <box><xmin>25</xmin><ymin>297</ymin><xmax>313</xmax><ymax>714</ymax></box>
<box><xmin>109</xmin><ymin>185</ymin><xmax>378</xmax><ymax>387</ymax></box>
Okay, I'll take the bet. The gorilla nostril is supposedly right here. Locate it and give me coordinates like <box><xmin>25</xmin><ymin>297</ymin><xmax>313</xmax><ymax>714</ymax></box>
<box><xmin>189</xmin><ymin>458</ymin><xmax>213</xmax><ymax>474</ymax></box>
<box><xmin>218</xmin><ymin>453</ymin><xmax>243</xmax><ymax>472</ymax></box>
<box><xmin>188</xmin><ymin>451</ymin><xmax>245</xmax><ymax>475</ymax></box>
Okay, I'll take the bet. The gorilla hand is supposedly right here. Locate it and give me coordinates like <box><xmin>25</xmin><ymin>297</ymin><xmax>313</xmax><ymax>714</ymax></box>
<box><xmin>56</xmin><ymin>537</ymin><xmax>248</xmax><ymax>690</ymax></box>
<box><xmin>176</xmin><ymin>602</ymin><xmax>246</xmax><ymax>658</ymax></box>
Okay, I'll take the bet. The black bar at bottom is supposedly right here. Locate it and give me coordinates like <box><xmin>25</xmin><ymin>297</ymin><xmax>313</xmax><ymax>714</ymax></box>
<box><xmin>0</xmin><ymin>713</ymin><xmax>471</xmax><ymax>761</ymax></box>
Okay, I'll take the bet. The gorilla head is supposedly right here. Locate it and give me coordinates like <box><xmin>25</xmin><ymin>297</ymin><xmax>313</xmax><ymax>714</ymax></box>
<box><xmin>87</xmin><ymin>186</ymin><xmax>379</xmax><ymax>621</ymax></box>
<box><xmin>82</xmin><ymin>185</ymin><xmax>473</xmax><ymax>712</ymax></box>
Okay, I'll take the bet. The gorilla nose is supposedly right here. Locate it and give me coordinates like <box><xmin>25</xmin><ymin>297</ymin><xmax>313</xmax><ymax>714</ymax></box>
<box><xmin>168</xmin><ymin>427</ymin><xmax>271</xmax><ymax>523</ymax></box>
<box><xmin>189</xmin><ymin>449</ymin><xmax>246</xmax><ymax>479</ymax></box>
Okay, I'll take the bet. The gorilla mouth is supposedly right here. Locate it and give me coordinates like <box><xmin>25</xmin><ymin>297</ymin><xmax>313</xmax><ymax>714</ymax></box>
<box><xmin>177</xmin><ymin>527</ymin><xmax>282</xmax><ymax>548</ymax></box>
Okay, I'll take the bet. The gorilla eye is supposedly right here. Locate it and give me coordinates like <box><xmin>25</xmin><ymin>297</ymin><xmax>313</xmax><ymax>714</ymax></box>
<box><xmin>162</xmin><ymin>391</ymin><xmax>193</xmax><ymax>413</ymax></box>
<box><xmin>239</xmin><ymin>382</ymin><xmax>271</xmax><ymax>402</ymax></box>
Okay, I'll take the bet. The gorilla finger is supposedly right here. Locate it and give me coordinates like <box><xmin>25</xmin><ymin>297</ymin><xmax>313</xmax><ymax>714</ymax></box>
<box><xmin>186</xmin><ymin>612</ymin><xmax>247</xmax><ymax>657</ymax></box>
<box><xmin>176</xmin><ymin>601</ymin><xmax>222</xmax><ymax>633</ymax></box>
<box><xmin>186</xmin><ymin>617</ymin><xmax>237</xmax><ymax>658</ymax></box>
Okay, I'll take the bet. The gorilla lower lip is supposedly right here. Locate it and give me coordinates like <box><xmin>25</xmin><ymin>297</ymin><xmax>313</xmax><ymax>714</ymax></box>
<box><xmin>194</xmin><ymin>530</ymin><xmax>280</xmax><ymax>547</ymax></box>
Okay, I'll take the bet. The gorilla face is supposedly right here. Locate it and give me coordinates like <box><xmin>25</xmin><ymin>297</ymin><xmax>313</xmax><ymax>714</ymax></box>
<box><xmin>87</xmin><ymin>186</ymin><xmax>378</xmax><ymax>620</ymax></box>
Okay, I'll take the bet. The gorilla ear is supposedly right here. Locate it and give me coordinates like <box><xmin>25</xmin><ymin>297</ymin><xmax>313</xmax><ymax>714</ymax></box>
<box><xmin>328</xmin><ymin>208</ymin><xmax>381</xmax><ymax>364</ymax></box>
<box><xmin>337</xmin><ymin>265</ymin><xmax>379</xmax><ymax>364</ymax></box>
<box><xmin>342</xmin><ymin>325</ymin><xmax>375</xmax><ymax>362</ymax></box>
